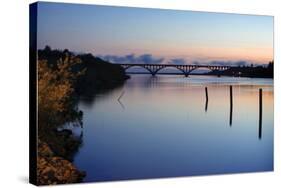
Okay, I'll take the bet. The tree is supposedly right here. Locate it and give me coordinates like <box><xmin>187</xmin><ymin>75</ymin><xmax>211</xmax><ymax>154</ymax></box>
<box><xmin>38</xmin><ymin>53</ymin><xmax>85</xmax><ymax>131</ymax></box>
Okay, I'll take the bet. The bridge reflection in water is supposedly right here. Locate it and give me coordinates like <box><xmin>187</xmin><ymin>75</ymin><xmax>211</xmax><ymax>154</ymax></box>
<box><xmin>120</xmin><ymin>63</ymin><xmax>231</xmax><ymax>77</ymax></box>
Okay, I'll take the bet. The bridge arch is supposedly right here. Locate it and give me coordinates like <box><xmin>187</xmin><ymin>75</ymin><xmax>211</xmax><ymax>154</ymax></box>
<box><xmin>154</xmin><ymin>66</ymin><xmax>188</xmax><ymax>75</ymax></box>
<box><xmin>188</xmin><ymin>66</ymin><xmax>213</xmax><ymax>74</ymax></box>
<box><xmin>187</xmin><ymin>66</ymin><xmax>229</xmax><ymax>75</ymax></box>
<box><xmin>123</xmin><ymin>65</ymin><xmax>155</xmax><ymax>74</ymax></box>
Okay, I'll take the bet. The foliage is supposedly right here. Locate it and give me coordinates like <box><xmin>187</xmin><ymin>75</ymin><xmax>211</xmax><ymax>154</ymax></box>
<box><xmin>38</xmin><ymin>52</ymin><xmax>85</xmax><ymax>165</ymax></box>
<box><xmin>38</xmin><ymin>53</ymin><xmax>84</xmax><ymax>132</ymax></box>
<box><xmin>38</xmin><ymin>46</ymin><xmax>129</xmax><ymax>97</ymax></box>
<box><xmin>209</xmin><ymin>61</ymin><xmax>274</xmax><ymax>78</ymax></box>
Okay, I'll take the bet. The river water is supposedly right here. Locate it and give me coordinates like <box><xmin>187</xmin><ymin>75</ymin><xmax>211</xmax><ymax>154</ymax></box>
<box><xmin>73</xmin><ymin>75</ymin><xmax>273</xmax><ymax>182</ymax></box>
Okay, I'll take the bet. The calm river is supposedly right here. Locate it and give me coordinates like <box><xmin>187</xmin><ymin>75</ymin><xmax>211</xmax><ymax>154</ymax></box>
<box><xmin>72</xmin><ymin>75</ymin><xmax>273</xmax><ymax>182</ymax></box>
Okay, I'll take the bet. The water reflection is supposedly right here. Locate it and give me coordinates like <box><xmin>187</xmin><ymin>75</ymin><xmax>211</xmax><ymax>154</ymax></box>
<box><xmin>74</xmin><ymin>75</ymin><xmax>273</xmax><ymax>182</ymax></box>
<box><xmin>117</xmin><ymin>91</ymin><xmax>126</xmax><ymax>110</ymax></box>
<box><xmin>39</xmin><ymin>106</ymin><xmax>84</xmax><ymax>161</ymax></box>
<box><xmin>78</xmin><ymin>82</ymin><xmax>125</xmax><ymax>108</ymax></box>
<box><xmin>205</xmin><ymin>99</ymin><xmax>208</xmax><ymax>112</ymax></box>
<box><xmin>229</xmin><ymin>102</ymin><xmax>233</xmax><ymax>126</ymax></box>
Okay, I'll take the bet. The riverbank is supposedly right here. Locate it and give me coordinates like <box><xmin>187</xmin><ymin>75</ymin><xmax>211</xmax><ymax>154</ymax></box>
<box><xmin>37</xmin><ymin>46</ymin><xmax>129</xmax><ymax>185</ymax></box>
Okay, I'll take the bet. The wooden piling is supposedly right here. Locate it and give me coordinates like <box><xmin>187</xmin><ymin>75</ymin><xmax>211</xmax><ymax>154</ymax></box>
<box><xmin>259</xmin><ymin>88</ymin><xmax>262</xmax><ymax>139</ymax></box>
<box><xmin>230</xmin><ymin>85</ymin><xmax>233</xmax><ymax>107</ymax></box>
<box><xmin>204</xmin><ymin>87</ymin><xmax>209</xmax><ymax>112</ymax></box>
<box><xmin>229</xmin><ymin>85</ymin><xmax>233</xmax><ymax>126</ymax></box>
<box><xmin>205</xmin><ymin>87</ymin><xmax>208</xmax><ymax>102</ymax></box>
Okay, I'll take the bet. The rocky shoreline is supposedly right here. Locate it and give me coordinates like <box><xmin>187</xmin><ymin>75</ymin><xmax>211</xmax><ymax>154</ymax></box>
<box><xmin>37</xmin><ymin>140</ymin><xmax>85</xmax><ymax>185</ymax></box>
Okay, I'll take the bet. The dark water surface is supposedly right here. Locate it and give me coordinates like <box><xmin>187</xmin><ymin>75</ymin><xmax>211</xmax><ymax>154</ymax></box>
<box><xmin>73</xmin><ymin>75</ymin><xmax>273</xmax><ymax>182</ymax></box>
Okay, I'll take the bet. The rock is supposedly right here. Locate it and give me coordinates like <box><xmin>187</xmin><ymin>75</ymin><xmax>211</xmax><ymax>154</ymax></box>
<box><xmin>37</xmin><ymin>140</ymin><xmax>86</xmax><ymax>185</ymax></box>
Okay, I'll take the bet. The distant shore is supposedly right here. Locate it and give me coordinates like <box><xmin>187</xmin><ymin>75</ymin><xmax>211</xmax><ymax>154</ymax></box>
<box><xmin>125</xmin><ymin>72</ymin><xmax>273</xmax><ymax>78</ymax></box>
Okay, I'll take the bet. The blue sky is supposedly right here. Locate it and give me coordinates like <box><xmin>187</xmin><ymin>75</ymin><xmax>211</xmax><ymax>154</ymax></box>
<box><xmin>37</xmin><ymin>2</ymin><xmax>273</xmax><ymax>65</ymax></box>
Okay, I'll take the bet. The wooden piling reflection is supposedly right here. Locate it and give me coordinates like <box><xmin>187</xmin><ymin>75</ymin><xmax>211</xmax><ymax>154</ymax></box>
<box><xmin>259</xmin><ymin>88</ymin><xmax>263</xmax><ymax>139</ymax></box>
<box><xmin>229</xmin><ymin>86</ymin><xmax>233</xmax><ymax>126</ymax></box>
<box><xmin>205</xmin><ymin>99</ymin><xmax>208</xmax><ymax>112</ymax></box>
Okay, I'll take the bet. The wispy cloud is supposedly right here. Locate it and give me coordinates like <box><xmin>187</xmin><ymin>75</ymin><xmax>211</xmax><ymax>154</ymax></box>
<box><xmin>169</xmin><ymin>58</ymin><xmax>187</xmax><ymax>65</ymax></box>
<box><xmin>99</xmin><ymin>54</ymin><xmax>164</xmax><ymax>64</ymax></box>
<box><xmin>99</xmin><ymin>54</ymin><xmax>260</xmax><ymax>67</ymax></box>
<box><xmin>208</xmin><ymin>60</ymin><xmax>251</xmax><ymax>66</ymax></box>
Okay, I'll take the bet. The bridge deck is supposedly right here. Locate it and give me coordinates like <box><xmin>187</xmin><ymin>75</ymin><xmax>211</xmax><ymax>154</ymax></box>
<box><xmin>119</xmin><ymin>63</ymin><xmax>231</xmax><ymax>77</ymax></box>
<box><xmin>119</xmin><ymin>63</ymin><xmax>231</xmax><ymax>68</ymax></box>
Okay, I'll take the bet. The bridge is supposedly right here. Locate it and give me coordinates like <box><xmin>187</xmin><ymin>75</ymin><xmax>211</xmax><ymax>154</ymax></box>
<box><xmin>119</xmin><ymin>63</ymin><xmax>231</xmax><ymax>77</ymax></box>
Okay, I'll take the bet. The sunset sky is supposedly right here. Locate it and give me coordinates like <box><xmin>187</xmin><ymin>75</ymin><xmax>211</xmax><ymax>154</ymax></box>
<box><xmin>37</xmin><ymin>2</ymin><xmax>274</xmax><ymax>65</ymax></box>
